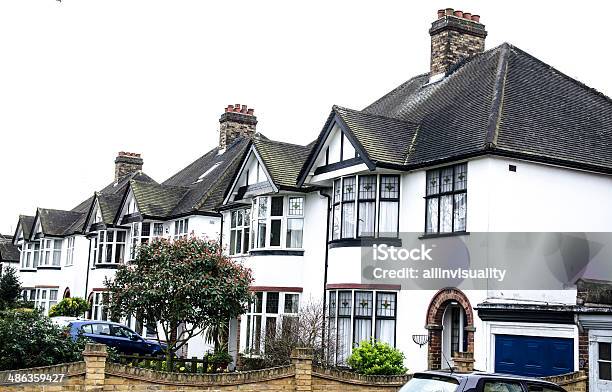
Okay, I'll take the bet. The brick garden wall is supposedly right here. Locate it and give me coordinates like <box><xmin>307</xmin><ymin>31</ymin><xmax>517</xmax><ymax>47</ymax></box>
<box><xmin>0</xmin><ymin>344</ymin><xmax>588</xmax><ymax>392</ymax></box>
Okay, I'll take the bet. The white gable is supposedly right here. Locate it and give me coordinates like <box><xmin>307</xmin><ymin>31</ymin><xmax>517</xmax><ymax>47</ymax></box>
<box><xmin>224</xmin><ymin>147</ymin><xmax>276</xmax><ymax>204</ymax></box>
<box><xmin>33</xmin><ymin>218</ymin><xmax>42</xmax><ymax>236</ymax></box>
<box><xmin>116</xmin><ymin>189</ymin><xmax>138</xmax><ymax>225</ymax></box>
<box><xmin>93</xmin><ymin>200</ymin><xmax>103</xmax><ymax>224</ymax></box>
<box><xmin>313</xmin><ymin>123</ymin><xmax>358</xmax><ymax>169</ymax></box>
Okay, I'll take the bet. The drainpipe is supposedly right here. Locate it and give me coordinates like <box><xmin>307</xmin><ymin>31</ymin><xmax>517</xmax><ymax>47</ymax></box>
<box><xmin>319</xmin><ymin>189</ymin><xmax>332</xmax><ymax>347</ymax></box>
<box><xmin>84</xmin><ymin>237</ymin><xmax>92</xmax><ymax>313</ymax></box>
<box><xmin>219</xmin><ymin>214</ymin><xmax>224</xmax><ymax>249</ymax></box>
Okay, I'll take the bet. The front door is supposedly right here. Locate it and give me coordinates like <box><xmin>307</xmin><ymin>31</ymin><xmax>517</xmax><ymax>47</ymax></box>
<box><xmin>593</xmin><ymin>336</ymin><xmax>612</xmax><ymax>392</ymax></box>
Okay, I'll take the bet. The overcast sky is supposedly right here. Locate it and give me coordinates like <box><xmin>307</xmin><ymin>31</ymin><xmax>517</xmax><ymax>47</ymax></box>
<box><xmin>0</xmin><ymin>1</ymin><xmax>609</xmax><ymax>234</ymax></box>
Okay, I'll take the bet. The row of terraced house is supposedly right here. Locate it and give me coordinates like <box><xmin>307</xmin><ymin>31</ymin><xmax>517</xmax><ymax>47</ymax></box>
<box><xmin>3</xmin><ymin>9</ymin><xmax>612</xmax><ymax>392</ymax></box>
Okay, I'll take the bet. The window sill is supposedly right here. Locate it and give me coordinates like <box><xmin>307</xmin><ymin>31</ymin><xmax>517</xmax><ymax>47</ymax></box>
<box><xmin>328</xmin><ymin>237</ymin><xmax>402</xmax><ymax>249</ymax></box>
<box><xmin>419</xmin><ymin>231</ymin><xmax>470</xmax><ymax>240</ymax></box>
<box><xmin>19</xmin><ymin>268</ymin><xmax>36</xmax><ymax>272</ymax></box>
<box><xmin>93</xmin><ymin>263</ymin><xmax>121</xmax><ymax>269</ymax></box>
<box><xmin>249</xmin><ymin>249</ymin><xmax>304</xmax><ymax>256</ymax></box>
<box><xmin>37</xmin><ymin>266</ymin><xmax>61</xmax><ymax>270</ymax></box>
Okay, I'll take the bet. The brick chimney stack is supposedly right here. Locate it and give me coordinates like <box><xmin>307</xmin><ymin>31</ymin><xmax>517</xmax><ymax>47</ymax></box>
<box><xmin>430</xmin><ymin>8</ymin><xmax>487</xmax><ymax>78</ymax></box>
<box><xmin>114</xmin><ymin>151</ymin><xmax>143</xmax><ymax>181</ymax></box>
<box><xmin>219</xmin><ymin>104</ymin><xmax>257</xmax><ymax>149</ymax></box>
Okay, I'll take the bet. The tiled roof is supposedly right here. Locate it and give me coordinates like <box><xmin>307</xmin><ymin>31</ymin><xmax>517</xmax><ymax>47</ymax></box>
<box><xmin>96</xmin><ymin>193</ymin><xmax>124</xmax><ymax>225</ymax></box>
<box><xmin>130</xmin><ymin>181</ymin><xmax>190</xmax><ymax>218</ymax></box>
<box><xmin>38</xmin><ymin>208</ymin><xmax>85</xmax><ymax>237</ymax></box>
<box><xmin>333</xmin><ymin>106</ymin><xmax>420</xmax><ymax>166</ymax></box>
<box><xmin>0</xmin><ymin>235</ymin><xmax>19</xmax><ymax>262</ymax></box>
<box><xmin>253</xmin><ymin>137</ymin><xmax>313</xmax><ymax>189</ymax></box>
<box><xmin>17</xmin><ymin>215</ymin><xmax>35</xmax><ymax>240</ymax></box>
<box><xmin>163</xmin><ymin>137</ymin><xmax>251</xmax><ymax>214</ymax></box>
<box><xmin>361</xmin><ymin>43</ymin><xmax>612</xmax><ymax>171</ymax></box>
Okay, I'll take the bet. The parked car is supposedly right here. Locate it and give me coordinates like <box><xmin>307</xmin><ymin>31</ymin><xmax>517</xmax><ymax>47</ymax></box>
<box><xmin>399</xmin><ymin>371</ymin><xmax>566</xmax><ymax>392</ymax></box>
<box><xmin>67</xmin><ymin>320</ymin><xmax>167</xmax><ymax>356</ymax></box>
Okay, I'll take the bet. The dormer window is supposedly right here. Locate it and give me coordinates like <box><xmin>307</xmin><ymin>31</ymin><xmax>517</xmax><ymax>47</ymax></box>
<box><xmin>250</xmin><ymin>195</ymin><xmax>305</xmax><ymax>250</ymax></box>
<box><xmin>331</xmin><ymin>174</ymin><xmax>399</xmax><ymax>240</ymax></box>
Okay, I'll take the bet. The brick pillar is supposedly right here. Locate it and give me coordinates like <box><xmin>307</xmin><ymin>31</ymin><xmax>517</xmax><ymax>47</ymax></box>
<box><xmin>578</xmin><ymin>331</ymin><xmax>589</xmax><ymax>377</ymax></box>
<box><xmin>83</xmin><ymin>343</ymin><xmax>107</xmax><ymax>392</ymax></box>
<box><xmin>427</xmin><ymin>325</ymin><xmax>443</xmax><ymax>370</ymax></box>
<box><xmin>291</xmin><ymin>347</ymin><xmax>313</xmax><ymax>392</ymax></box>
<box><xmin>452</xmin><ymin>352</ymin><xmax>475</xmax><ymax>373</ymax></box>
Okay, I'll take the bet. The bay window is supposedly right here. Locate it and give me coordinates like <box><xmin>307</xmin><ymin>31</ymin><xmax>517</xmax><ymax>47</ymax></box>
<box><xmin>331</xmin><ymin>174</ymin><xmax>400</xmax><ymax>239</ymax></box>
<box><xmin>39</xmin><ymin>238</ymin><xmax>62</xmax><ymax>267</ymax></box>
<box><xmin>327</xmin><ymin>290</ymin><xmax>397</xmax><ymax>363</ymax></box>
<box><xmin>244</xmin><ymin>291</ymin><xmax>300</xmax><ymax>354</ymax></box>
<box><xmin>425</xmin><ymin>163</ymin><xmax>467</xmax><ymax>234</ymax></box>
<box><xmin>229</xmin><ymin>208</ymin><xmax>250</xmax><ymax>255</ymax></box>
<box><xmin>92</xmin><ymin>230</ymin><xmax>127</xmax><ymax>265</ymax></box>
<box><xmin>250</xmin><ymin>195</ymin><xmax>305</xmax><ymax>250</ymax></box>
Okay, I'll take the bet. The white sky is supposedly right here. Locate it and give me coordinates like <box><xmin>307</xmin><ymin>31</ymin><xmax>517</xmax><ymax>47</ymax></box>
<box><xmin>1</xmin><ymin>1</ymin><xmax>610</xmax><ymax>234</ymax></box>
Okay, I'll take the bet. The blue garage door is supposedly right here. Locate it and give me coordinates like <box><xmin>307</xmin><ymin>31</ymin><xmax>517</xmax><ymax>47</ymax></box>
<box><xmin>495</xmin><ymin>334</ymin><xmax>574</xmax><ymax>377</ymax></box>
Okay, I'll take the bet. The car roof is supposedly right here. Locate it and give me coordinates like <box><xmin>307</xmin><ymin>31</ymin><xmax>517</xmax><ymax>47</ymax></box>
<box><xmin>414</xmin><ymin>371</ymin><xmax>562</xmax><ymax>387</ymax></box>
<box><xmin>70</xmin><ymin>320</ymin><xmax>128</xmax><ymax>327</ymax></box>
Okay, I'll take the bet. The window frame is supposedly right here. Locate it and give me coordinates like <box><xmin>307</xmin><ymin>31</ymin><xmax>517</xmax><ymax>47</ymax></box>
<box><xmin>250</xmin><ymin>195</ymin><xmax>305</xmax><ymax>250</ymax></box>
<box><xmin>130</xmin><ymin>221</ymin><xmax>164</xmax><ymax>260</ymax></box>
<box><xmin>65</xmin><ymin>236</ymin><xmax>75</xmax><ymax>266</ymax></box>
<box><xmin>229</xmin><ymin>208</ymin><xmax>251</xmax><ymax>256</ymax></box>
<box><xmin>327</xmin><ymin>289</ymin><xmax>398</xmax><ymax>364</ymax></box>
<box><xmin>331</xmin><ymin>174</ymin><xmax>400</xmax><ymax>240</ymax></box>
<box><xmin>173</xmin><ymin>218</ymin><xmax>190</xmax><ymax>239</ymax></box>
<box><xmin>244</xmin><ymin>291</ymin><xmax>300</xmax><ymax>355</ymax></box>
<box><xmin>424</xmin><ymin>163</ymin><xmax>468</xmax><ymax>234</ymax></box>
<box><xmin>34</xmin><ymin>287</ymin><xmax>59</xmax><ymax>315</ymax></box>
<box><xmin>92</xmin><ymin>229</ymin><xmax>127</xmax><ymax>265</ymax></box>
<box><xmin>38</xmin><ymin>238</ymin><xmax>62</xmax><ymax>267</ymax></box>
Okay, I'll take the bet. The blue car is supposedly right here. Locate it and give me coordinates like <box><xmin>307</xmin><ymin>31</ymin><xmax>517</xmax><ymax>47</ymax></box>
<box><xmin>67</xmin><ymin>320</ymin><xmax>167</xmax><ymax>356</ymax></box>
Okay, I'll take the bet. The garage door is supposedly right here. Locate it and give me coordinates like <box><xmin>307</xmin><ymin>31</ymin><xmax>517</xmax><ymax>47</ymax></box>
<box><xmin>495</xmin><ymin>334</ymin><xmax>574</xmax><ymax>377</ymax></box>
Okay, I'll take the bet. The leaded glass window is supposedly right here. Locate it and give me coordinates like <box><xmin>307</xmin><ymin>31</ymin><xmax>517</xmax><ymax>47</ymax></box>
<box><xmin>425</xmin><ymin>163</ymin><xmax>467</xmax><ymax>234</ymax></box>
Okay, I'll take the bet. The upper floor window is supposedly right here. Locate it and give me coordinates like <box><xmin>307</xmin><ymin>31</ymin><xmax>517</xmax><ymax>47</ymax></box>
<box><xmin>65</xmin><ymin>237</ymin><xmax>75</xmax><ymax>266</ymax></box>
<box><xmin>20</xmin><ymin>242</ymin><xmax>39</xmax><ymax>269</ymax></box>
<box><xmin>92</xmin><ymin>230</ymin><xmax>126</xmax><ymax>265</ymax></box>
<box><xmin>39</xmin><ymin>239</ymin><xmax>62</xmax><ymax>267</ymax></box>
<box><xmin>425</xmin><ymin>163</ymin><xmax>467</xmax><ymax>234</ymax></box>
<box><xmin>332</xmin><ymin>174</ymin><xmax>399</xmax><ymax>240</ymax></box>
<box><xmin>130</xmin><ymin>222</ymin><xmax>164</xmax><ymax>259</ymax></box>
<box><xmin>174</xmin><ymin>218</ymin><xmax>189</xmax><ymax>239</ymax></box>
<box><xmin>250</xmin><ymin>196</ymin><xmax>305</xmax><ymax>250</ymax></box>
<box><xmin>230</xmin><ymin>208</ymin><xmax>250</xmax><ymax>255</ymax></box>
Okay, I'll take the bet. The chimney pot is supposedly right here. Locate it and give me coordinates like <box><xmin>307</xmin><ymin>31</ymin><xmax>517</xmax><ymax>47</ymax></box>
<box><xmin>445</xmin><ymin>8</ymin><xmax>454</xmax><ymax>16</ymax></box>
<box><xmin>463</xmin><ymin>12</ymin><xmax>471</xmax><ymax>20</ymax></box>
<box><xmin>471</xmin><ymin>15</ymin><xmax>480</xmax><ymax>22</ymax></box>
<box><xmin>454</xmin><ymin>10</ymin><xmax>463</xmax><ymax>18</ymax></box>
<box><xmin>247</xmin><ymin>108</ymin><xmax>254</xmax><ymax>115</ymax></box>
<box><xmin>241</xmin><ymin>104</ymin><xmax>248</xmax><ymax>113</ymax></box>
<box><xmin>437</xmin><ymin>9</ymin><xmax>445</xmax><ymax>19</ymax></box>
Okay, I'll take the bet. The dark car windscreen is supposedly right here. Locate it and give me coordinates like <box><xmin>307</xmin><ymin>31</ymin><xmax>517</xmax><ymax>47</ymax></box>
<box><xmin>399</xmin><ymin>376</ymin><xmax>460</xmax><ymax>392</ymax></box>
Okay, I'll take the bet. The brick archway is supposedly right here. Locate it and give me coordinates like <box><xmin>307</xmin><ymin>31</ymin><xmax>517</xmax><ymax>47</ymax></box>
<box><xmin>425</xmin><ymin>288</ymin><xmax>475</xmax><ymax>370</ymax></box>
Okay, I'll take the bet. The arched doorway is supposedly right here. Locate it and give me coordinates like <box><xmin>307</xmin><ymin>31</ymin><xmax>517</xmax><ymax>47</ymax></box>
<box><xmin>425</xmin><ymin>288</ymin><xmax>475</xmax><ymax>370</ymax></box>
<box><xmin>63</xmin><ymin>287</ymin><xmax>71</xmax><ymax>299</ymax></box>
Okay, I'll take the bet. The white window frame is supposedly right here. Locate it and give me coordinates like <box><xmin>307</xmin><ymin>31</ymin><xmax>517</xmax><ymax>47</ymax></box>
<box><xmin>92</xmin><ymin>230</ymin><xmax>127</xmax><ymax>265</ymax></box>
<box><xmin>250</xmin><ymin>195</ymin><xmax>305</xmax><ymax>250</ymax></box>
<box><xmin>90</xmin><ymin>291</ymin><xmax>109</xmax><ymax>321</ymax></box>
<box><xmin>244</xmin><ymin>291</ymin><xmax>300</xmax><ymax>355</ymax></box>
<box><xmin>34</xmin><ymin>288</ymin><xmax>59</xmax><ymax>315</ymax></box>
<box><xmin>173</xmin><ymin>218</ymin><xmax>190</xmax><ymax>239</ymax></box>
<box><xmin>229</xmin><ymin>208</ymin><xmax>251</xmax><ymax>256</ymax></box>
<box><xmin>65</xmin><ymin>236</ymin><xmax>75</xmax><ymax>266</ymax></box>
<box><xmin>331</xmin><ymin>174</ymin><xmax>400</xmax><ymax>240</ymax></box>
<box><xmin>38</xmin><ymin>238</ymin><xmax>62</xmax><ymax>267</ymax></box>
<box><xmin>129</xmin><ymin>221</ymin><xmax>164</xmax><ymax>260</ymax></box>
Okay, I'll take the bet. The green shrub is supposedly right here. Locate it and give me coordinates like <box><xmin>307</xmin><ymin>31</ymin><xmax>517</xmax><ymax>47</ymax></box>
<box><xmin>49</xmin><ymin>297</ymin><xmax>90</xmax><ymax>317</ymax></box>
<box><xmin>0</xmin><ymin>309</ymin><xmax>88</xmax><ymax>370</ymax></box>
<box><xmin>347</xmin><ymin>340</ymin><xmax>407</xmax><ymax>375</ymax></box>
<box><xmin>0</xmin><ymin>266</ymin><xmax>21</xmax><ymax>311</ymax></box>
